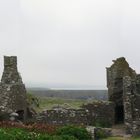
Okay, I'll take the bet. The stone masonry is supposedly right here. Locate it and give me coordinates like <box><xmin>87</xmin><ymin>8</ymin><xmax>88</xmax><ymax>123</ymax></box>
<box><xmin>35</xmin><ymin>101</ymin><xmax>114</xmax><ymax>127</ymax></box>
<box><xmin>0</xmin><ymin>56</ymin><xmax>27</xmax><ymax>121</ymax></box>
<box><xmin>107</xmin><ymin>57</ymin><xmax>140</xmax><ymax>136</ymax></box>
<box><xmin>106</xmin><ymin>57</ymin><xmax>136</xmax><ymax>123</ymax></box>
<box><xmin>107</xmin><ymin>57</ymin><xmax>136</xmax><ymax>105</ymax></box>
<box><xmin>123</xmin><ymin>75</ymin><xmax>140</xmax><ymax>136</ymax></box>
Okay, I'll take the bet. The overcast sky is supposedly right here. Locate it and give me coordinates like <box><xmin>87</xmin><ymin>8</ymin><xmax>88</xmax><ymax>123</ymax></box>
<box><xmin>0</xmin><ymin>0</ymin><xmax>140</xmax><ymax>89</ymax></box>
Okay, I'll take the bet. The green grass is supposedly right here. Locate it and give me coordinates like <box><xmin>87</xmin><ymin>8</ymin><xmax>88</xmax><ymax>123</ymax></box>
<box><xmin>103</xmin><ymin>137</ymin><xmax>140</xmax><ymax>140</ymax></box>
<box><xmin>37</xmin><ymin>97</ymin><xmax>87</xmax><ymax>112</ymax></box>
<box><xmin>134</xmin><ymin>138</ymin><xmax>140</xmax><ymax>140</ymax></box>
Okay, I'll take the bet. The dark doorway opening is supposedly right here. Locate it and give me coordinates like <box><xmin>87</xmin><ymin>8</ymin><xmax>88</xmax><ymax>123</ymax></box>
<box><xmin>115</xmin><ymin>105</ymin><xmax>124</xmax><ymax>124</ymax></box>
<box><xmin>16</xmin><ymin>110</ymin><xmax>24</xmax><ymax>121</ymax></box>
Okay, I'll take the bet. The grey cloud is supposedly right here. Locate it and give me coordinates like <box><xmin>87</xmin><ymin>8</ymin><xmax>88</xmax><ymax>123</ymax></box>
<box><xmin>0</xmin><ymin>0</ymin><xmax>140</xmax><ymax>89</ymax></box>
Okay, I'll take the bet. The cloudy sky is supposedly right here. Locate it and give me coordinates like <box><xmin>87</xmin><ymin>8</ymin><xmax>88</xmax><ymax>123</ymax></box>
<box><xmin>0</xmin><ymin>0</ymin><xmax>140</xmax><ymax>89</ymax></box>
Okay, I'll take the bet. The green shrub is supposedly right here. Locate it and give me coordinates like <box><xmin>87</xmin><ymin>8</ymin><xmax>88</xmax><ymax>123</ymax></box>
<box><xmin>0</xmin><ymin>125</ymin><xmax>91</xmax><ymax>140</ymax></box>
<box><xmin>94</xmin><ymin>119</ymin><xmax>111</xmax><ymax>128</ymax></box>
<box><xmin>56</xmin><ymin>125</ymin><xmax>92</xmax><ymax>140</ymax></box>
<box><xmin>27</xmin><ymin>93</ymin><xmax>40</xmax><ymax>108</ymax></box>
<box><xmin>0</xmin><ymin>128</ymin><xmax>79</xmax><ymax>140</ymax></box>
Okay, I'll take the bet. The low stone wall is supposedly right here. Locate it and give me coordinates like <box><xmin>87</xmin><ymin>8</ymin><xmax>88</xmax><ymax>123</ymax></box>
<box><xmin>36</xmin><ymin>109</ymin><xmax>88</xmax><ymax>125</ymax></box>
<box><xmin>82</xmin><ymin>101</ymin><xmax>115</xmax><ymax>127</ymax></box>
<box><xmin>35</xmin><ymin>101</ymin><xmax>115</xmax><ymax>126</ymax></box>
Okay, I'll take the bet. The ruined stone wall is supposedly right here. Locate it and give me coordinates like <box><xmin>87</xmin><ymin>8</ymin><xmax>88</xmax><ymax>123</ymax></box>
<box><xmin>132</xmin><ymin>94</ymin><xmax>140</xmax><ymax>136</ymax></box>
<box><xmin>0</xmin><ymin>56</ymin><xmax>27</xmax><ymax>120</ymax></box>
<box><xmin>107</xmin><ymin>57</ymin><xmax>140</xmax><ymax>136</ymax></box>
<box><xmin>130</xmin><ymin>74</ymin><xmax>140</xmax><ymax>136</ymax></box>
<box><xmin>123</xmin><ymin>76</ymin><xmax>134</xmax><ymax>134</ymax></box>
<box><xmin>107</xmin><ymin>57</ymin><xmax>137</xmax><ymax>124</ymax></box>
<box><xmin>35</xmin><ymin>102</ymin><xmax>114</xmax><ymax>126</ymax></box>
<box><xmin>37</xmin><ymin>109</ymin><xmax>88</xmax><ymax>125</ymax></box>
<box><xmin>107</xmin><ymin>57</ymin><xmax>136</xmax><ymax>106</ymax></box>
<box><xmin>136</xmin><ymin>74</ymin><xmax>140</xmax><ymax>95</ymax></box>
<box><xmin>81</xmin><ymin>101</ymin><xmax>114</xmax><ymax>126</ymax></box>
<box><xmin>123</xmin><ymin>75</ymin><xmax>140</xmax><ymax>136</ymax></box>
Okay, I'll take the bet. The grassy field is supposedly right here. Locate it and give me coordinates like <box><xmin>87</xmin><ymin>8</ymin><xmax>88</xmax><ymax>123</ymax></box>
<box><xmin>37</xmin><ymin>97</ymin><xmax>87</xmax><ymax>111</ymax></box>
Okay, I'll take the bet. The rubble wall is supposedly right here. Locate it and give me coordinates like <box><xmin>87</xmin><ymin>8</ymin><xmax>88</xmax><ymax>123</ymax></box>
<box><xmin>36</xmin><ymin>102</ymin><xmax>114</xmax><ymax>126</ymax></box>
<box><xmin>123</xmin><ymin>75</ymin><xmax>140</xmax><ymax>136</ymax></box>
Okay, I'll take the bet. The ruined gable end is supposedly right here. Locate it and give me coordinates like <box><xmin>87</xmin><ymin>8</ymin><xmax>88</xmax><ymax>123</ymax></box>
<box><xmin>0</xmin><ymin>56</ymin><xmax>27</xmax><ymax>121</ymax></box>
<box><xmin>107</xmin><ymin>57</ymin><xmax>140</xmax><ymax>136</ymax></box>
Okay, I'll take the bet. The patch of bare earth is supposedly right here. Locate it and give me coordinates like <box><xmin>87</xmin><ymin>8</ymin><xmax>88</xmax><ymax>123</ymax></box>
<box><xmin>111</xmin><ymin>124</ymin><xmax>132</xmax><ymax>139</ymax></box>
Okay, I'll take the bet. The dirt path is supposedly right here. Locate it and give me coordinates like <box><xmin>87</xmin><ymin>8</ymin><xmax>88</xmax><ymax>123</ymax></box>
<box><xmin>112</xmin><ymin>124</ymin><xmax>126</xmax><ymax>137</ymax></box>
<box><xmin>111</xmin><ymin>124</ymin><xmax>132</xmax><ymax>139</ymax></box>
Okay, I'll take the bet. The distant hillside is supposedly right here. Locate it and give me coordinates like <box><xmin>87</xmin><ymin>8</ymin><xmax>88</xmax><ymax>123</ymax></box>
<box><xmin>27</xmin><ymin>88</ymin><xmax>108</xmax><ymax>100</ymax></box>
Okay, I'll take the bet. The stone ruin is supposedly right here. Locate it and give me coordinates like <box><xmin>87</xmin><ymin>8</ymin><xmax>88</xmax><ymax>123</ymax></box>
<box><xmin>107</xmin><ymin>57</ymin><xmax>140</xmax><ymax>136</ymax></box>
<box><xmin>36</xmin><ymin>101</ymin><xmax>114</xmax><ymax>126</ymax></box>
<box><xmin>0</xmin><ymin>56</ymin><xmax>140</xmax><ymax>136</ymax></box>
<box><xmin>0</xmin><ymin>56</ymin><xmax>27</xmax><ymax>121</ymax></box>
<box><xmin>107</xmin><ymin>57</ymin><xmax>136</xmax><ymax>124</ymax></box>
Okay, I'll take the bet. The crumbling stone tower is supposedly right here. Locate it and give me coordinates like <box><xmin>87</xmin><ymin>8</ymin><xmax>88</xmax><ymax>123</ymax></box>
<box><xmin>107</xmin><ymin>57</ymin><xmax>140</xmax><ymax>136</ymax></box>
<box><xmin>0</xmin><ymin>56</ymin><xmax>27</xmax><ymax>120</ymax></box>
<box><xmin>106</xmin><ymin>57</ymin><xmax>136</xmax><ymax>124</ymax></box>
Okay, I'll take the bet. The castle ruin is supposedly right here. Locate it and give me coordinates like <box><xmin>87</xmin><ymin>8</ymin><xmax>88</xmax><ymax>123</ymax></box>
<box><xmin>0</xmin><ymin>56</ymin><xmax>140</xmax><ymax>136</ymax></box>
